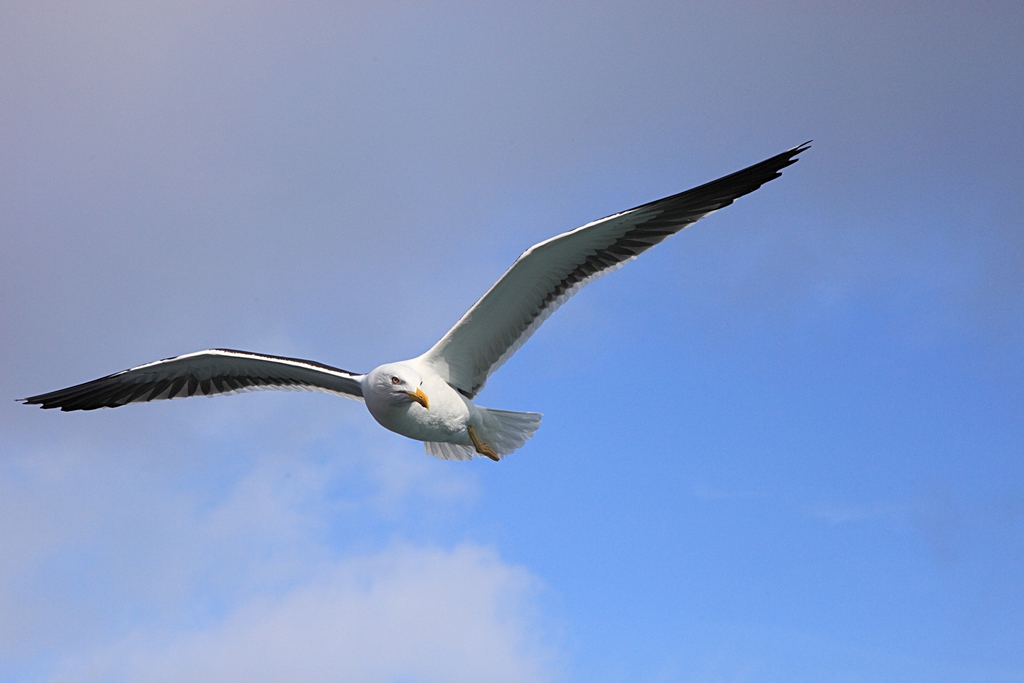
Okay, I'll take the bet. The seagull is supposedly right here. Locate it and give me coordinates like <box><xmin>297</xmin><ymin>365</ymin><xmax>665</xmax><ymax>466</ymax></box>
<box><xmin>22</xmin><ymin>143</ymin><xmax>809</xmax><ymax>461</ymax></box>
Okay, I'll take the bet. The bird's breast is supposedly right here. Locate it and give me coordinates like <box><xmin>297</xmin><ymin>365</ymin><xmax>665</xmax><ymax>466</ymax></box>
<box><xmin>364</xmin><ymin>377</ymin><xmax>471</xmax><ymax>443</ymax></box>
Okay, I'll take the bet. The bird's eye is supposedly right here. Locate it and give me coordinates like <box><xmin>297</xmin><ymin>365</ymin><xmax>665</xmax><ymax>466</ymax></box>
<box><xmin>391</xmin><ymin>376</ymin><xmax>400</xmax><ymax>385</ymax></box>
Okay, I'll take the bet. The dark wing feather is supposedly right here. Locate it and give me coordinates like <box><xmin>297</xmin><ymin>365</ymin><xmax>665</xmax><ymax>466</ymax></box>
<box><xmin>420</xmin><ymin>143</ymin><xmax>810</xmax><ymax>397</ymax></box>
<box><xmin>21</xmin><ymin>349</ymin><xmax>364</xmax><ymax>411</ymax></box>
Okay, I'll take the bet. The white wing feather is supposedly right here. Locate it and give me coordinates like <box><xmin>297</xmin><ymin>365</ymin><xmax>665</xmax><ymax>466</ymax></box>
<box><xmin>420</xmin><ymin>143</ymin><xmax>810</xmax><ymax>397</ymax></box>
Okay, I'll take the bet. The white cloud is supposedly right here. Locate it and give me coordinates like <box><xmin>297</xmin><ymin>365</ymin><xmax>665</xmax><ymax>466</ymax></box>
<box><xmin>55</xmin><ymin>544</ymin><xmax>555</xmax><ymax>683</ymax></box>
<box><xmin>0</xmin><ymin>412</ymin><xmax>557</xmax><ymax>683</ymax></box>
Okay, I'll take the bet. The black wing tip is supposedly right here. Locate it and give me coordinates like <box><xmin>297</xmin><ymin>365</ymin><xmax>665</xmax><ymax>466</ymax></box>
<box><xmin>782</xmin><ymin>140</ymin><xmax>812</xmax><ymax>164</ymax></box>
<box><xmin>714</xmin><ymin>139</ymin><xmax>813</xmax><ymax>191</ymax></box>
<box><xmin>763</xmin><ymin>140</ymin><xmax>812</xmax><ymax>172</ymax></box>
<box><xmin>19</xmin><ymin>395</ymin><xmax>88</xmax><ymax>411</ymax></box>
<box><xmin>630</xmin><ymin>140</ymin><xmax>813</xmax><ymax>215</ymax></box>
<box><xmin>19</xmin><ymin>395</ymin><xmax>76</xmax><ymax>411</ymax></box>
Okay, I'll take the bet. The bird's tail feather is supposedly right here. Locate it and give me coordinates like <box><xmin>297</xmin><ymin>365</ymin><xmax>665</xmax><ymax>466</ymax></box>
<box><xmin>475</xmin><ymin>407</ymin><xmax>543</xmax><ymax>458</ymax></box>
<box><xmin>423</xmin><ymin>408</ymin><xmax>542</xmax><ymax>461</ymax></box>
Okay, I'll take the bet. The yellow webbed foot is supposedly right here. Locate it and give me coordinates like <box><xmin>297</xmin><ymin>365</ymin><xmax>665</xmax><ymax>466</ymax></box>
<box><xmin>467</xmin><ymin>425</ymin><xmax>500</xmax><ymax>461</ymax></box>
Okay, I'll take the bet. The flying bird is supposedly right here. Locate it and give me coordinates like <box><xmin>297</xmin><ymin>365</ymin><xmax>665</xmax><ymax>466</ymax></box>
<box><xmin>22</xmin><ymin>143</ymin><xmax>809</xmax><ymax>461</ymax></box>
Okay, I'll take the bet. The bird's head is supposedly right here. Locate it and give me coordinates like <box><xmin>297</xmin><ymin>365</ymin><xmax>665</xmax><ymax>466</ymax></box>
<box><xmin>366</xmin><ymin>363</ymin><xmax>429</xmax><ymax>409</ymax></box>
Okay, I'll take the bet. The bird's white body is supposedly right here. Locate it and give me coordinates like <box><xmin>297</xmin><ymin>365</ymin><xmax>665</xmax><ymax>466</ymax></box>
<box><xmin>362</xmin><ymin>362</ymin><xmax>472</xmax><ymax>445</ymax></box>
<box><xmin>23</xmin><ymin>144</ymin><xmax>808</xmax><ymax>460</ymax></box>
<box><xmin>361</xmin><ymin>361</ymin><xmax>541</xmax><ymax>460</ymax></box>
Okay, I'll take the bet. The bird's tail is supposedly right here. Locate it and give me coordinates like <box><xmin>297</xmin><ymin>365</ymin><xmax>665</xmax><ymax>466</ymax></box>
<box><xmin>423</xmin><ymin>407</ymin><xmax>543</xmax><ymax>461</ymax></box>
<box><xmin>475</xmin><ymin>407</ymin><xmax>543</xmax><ymax>459</ymax></box>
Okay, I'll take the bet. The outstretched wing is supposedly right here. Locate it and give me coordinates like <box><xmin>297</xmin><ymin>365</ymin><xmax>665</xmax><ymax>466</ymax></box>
<box><xmin>21</xmin><ymin>349</ymin><xmax>365</xmax><ymax>411</ymax></box>
<box><xmin>419</xmin><ymin>143</ymin><xmax>810</xmax><ymax>398</ymax></box>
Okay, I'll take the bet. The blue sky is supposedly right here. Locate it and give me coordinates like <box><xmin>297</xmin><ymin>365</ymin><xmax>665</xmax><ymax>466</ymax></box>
<box><xmin>1</xmin><ymin>2</ymin><xmax>1022</xmax><ymax>681</ymax></box>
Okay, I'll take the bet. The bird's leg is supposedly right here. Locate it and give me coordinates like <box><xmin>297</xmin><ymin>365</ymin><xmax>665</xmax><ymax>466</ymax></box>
<box><xmin>467</xmin><ymin>426</ymin><xmax>499</xmax><ymax>461</ymax></box>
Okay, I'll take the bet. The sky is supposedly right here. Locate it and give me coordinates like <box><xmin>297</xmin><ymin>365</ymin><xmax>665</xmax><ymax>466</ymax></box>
<box><xmin>1</xmin><ymin>2</ymin><xmax>1022</xmax><ymax>681</ymax></box>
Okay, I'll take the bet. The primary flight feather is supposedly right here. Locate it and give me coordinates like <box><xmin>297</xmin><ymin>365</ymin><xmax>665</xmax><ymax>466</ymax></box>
<box><xmin>22</xmin><ymin>143</ymin><xmax>809</xmax><ymax>461</ymax></box>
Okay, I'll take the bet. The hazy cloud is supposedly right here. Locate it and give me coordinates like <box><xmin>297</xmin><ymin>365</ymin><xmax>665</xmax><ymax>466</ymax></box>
<box><xmin>53</xmin><ymin>544</ymin><xmax>554</xmax><ymax>683</ymax></box>
<box><xmin>0</xmin><ymin>427</ymin><xmax>555</xmax><ymax>682</ymax></box>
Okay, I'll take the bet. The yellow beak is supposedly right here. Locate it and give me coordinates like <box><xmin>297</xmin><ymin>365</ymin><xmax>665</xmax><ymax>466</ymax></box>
<box><xmin>405</xmin><ymin>387</ymin><xmax>429</xmax><ymax>409</ymax></box>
